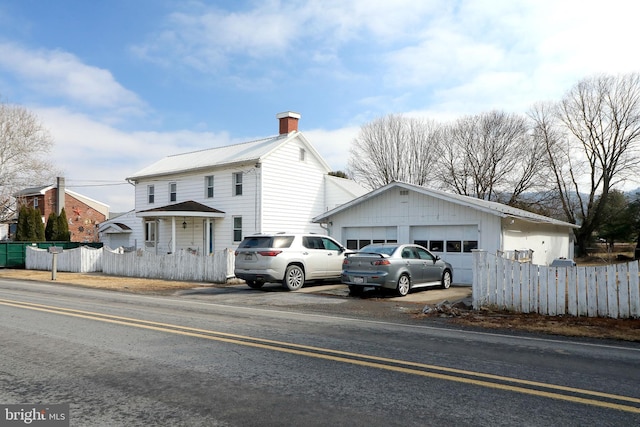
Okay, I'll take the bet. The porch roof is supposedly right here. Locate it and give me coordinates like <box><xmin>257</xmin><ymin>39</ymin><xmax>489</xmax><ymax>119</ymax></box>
<box><xmin>99</xmin><ymin>222</ymin><xmax>132</xmax><ymax>234</ymax></box>
<box><xmin>136</xmin><ymin>201</ymin><xmax>226</xmax><ymax>219</ymax></box>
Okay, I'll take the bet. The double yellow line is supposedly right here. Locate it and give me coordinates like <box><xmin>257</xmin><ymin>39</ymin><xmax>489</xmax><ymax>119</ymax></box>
<box><xmin>2</xmin><ymin>297</ymin><xmax>639</xmax><ymax>414</ymax></box>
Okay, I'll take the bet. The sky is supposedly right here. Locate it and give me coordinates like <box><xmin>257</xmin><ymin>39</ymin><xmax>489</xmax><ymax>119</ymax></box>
<box><xmin>1</xmin><ymin>0</ymin><xmax>640</xmax><ymax>213</ymax></box>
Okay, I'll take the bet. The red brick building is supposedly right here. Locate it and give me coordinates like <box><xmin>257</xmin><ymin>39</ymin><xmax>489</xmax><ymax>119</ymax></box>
<box><xmin>15</xmin><ymin>177</ymin><xmax>109</xmax><ymax>243</ymax></box>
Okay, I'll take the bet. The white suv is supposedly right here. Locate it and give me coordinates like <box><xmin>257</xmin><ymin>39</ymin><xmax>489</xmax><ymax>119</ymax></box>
<box><xmin>234</xmin><ymin>233</ymin><xmax>348</xmax><ymax>291</ymax></box>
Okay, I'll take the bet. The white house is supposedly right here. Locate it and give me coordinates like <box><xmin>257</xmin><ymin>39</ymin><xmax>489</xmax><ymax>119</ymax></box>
<box><xmin>312</xmin><ymin>181</ymin><xmax>579</xmax><ymax>284</ymax></box>
<box><xmin>123</xmin><ymin>112</ymin><xmax>367</xmax><ymax>255</ymax></box>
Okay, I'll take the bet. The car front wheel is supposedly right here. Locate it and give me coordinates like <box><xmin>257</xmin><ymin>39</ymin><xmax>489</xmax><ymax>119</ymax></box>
<box><xmin>283</xmin><ymin>265</ymin><xmax>305</xmax><ymax>291</ymax></box>
<box><xmin>396</xmin><ymin>274</ymin><xmax>410</xmax><ymax>296</ymax></box>
<box><xmin>441</xmin><ymin>270</ymin><xmax>452</xmax><ymax>289</ymax></box>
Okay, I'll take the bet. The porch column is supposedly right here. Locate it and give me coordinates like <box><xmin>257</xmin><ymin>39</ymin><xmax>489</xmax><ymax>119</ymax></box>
<box><xmin>205</xmin><ymin>218</ymin><xmax>211</xmax><ymax>255</ymax></box>
<box><xmin>171</xmin><ymin>217</ymin><xmax>177</xmax><ymax>254</ymax></box>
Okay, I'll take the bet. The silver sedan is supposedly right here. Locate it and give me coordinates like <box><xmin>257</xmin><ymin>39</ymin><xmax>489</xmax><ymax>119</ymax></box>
<box><xmin>341</xmin><ymin>243</ymin><xmax>453</xmax><ymax>296</ymax></box>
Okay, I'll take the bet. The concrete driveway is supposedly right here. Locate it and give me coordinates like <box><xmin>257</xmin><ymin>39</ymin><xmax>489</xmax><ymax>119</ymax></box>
<box><xmin>293</xmin><ymin>282</ymin><xmax>472</xmax><ymax>304</ymax></box>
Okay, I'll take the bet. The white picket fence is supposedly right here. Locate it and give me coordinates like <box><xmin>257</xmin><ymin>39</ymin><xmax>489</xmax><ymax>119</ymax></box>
<box><xmin>26</xmin><ymin>246</ymin><xmax>102</xmax><ymax>273</ymax></box>
<box><xmin>25</xmin><ymin>246</ymin><xmax>235</xmax><ymax>283</ymax></box>
<box><xmin>102</xmin><ymin>247</ymin><xmax>234</xmax><ymax>283</ymax></box>
<box><xmin>472</xmin><ymin>250</ymin><xmax>640</xmax><ymax>318</ymax></box>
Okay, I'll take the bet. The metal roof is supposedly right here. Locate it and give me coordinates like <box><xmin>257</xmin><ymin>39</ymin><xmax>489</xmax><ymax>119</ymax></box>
<box><xmin>126</xmin><ymin>131</ymin><xmax>331</xmax><ymax>181</ymax></box>
<box><xmin>313</xmin><ymin>181</ymin><xmax>579</xmax><ymax>229</ymax></box>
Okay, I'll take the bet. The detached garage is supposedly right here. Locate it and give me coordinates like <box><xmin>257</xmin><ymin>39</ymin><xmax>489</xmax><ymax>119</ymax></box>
<box><xmin>313</xmin><ymin>181</ymin><xmax>578</xmax><ymax>284</ymax></box>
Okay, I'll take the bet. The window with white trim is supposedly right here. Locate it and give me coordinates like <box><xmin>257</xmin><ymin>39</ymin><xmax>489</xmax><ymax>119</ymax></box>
<box><xmin>233</xmin><ymin>173</ymin><xmax>243</xmax><ymax>196</ymax></box>
<box><xmin>233</xmin><ymin>216</ymin><xmax>242</xmax><ymax>242</ymax></box>
<box><xmin>147</xmin><ymin>185</ymin><xmax>155</xmax><ymax>204</ymax></box>
<box><xmin>169</xmin><ymin>182</ymin><xmax>177</xmax><ymax>202</ymax></box>
<box><xmin>144</xmin><ymin>221</ymin><xmax>156</xmax><ymax>245</ymax></box>
<box><xmin>205</xmin><ymin>176</ymin><xmax>214</xmax><ymax>198</ymax></box>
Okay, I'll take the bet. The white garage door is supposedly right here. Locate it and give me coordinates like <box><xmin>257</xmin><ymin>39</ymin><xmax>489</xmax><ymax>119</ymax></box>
<box><xmin>410</xmin><ymin>225</ymin><xmax>478</xmax><ymax>285</ymax></box>
<box><xmin>343</xmin><ymin>226</ymin><xmax>398</xmax><ymax>250</ymax></box>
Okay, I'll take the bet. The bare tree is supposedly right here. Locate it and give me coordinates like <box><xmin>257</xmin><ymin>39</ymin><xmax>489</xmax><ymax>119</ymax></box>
<box><xmin>0</xmin><ymin>101</ymin><xmax>57</xmax><ymax>221</ymax></box>
<box><xmin>348</xmin><ymin>114</ymin><xmax>441</xmax><ymax>189</ymax></box>
<box><xmin>436</xmin><ymin>110</ymin><xmax>546</xmax><ymax>205</ymax></box>
<box><xmin>531</xmin><ymin>73</ymin><xmax>640</xmax><ymax>255</ymax></box>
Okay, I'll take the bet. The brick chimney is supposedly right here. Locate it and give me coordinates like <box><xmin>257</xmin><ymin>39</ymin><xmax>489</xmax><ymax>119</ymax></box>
<box><xmin>56</xmin><ymin>177</ymin><xmax>65</xmax><ymax>214</ymax></box>
<box><xmin>276</xmin><ymin>111</ymin><xmax>301</xmax><ymax>134</ymax></box>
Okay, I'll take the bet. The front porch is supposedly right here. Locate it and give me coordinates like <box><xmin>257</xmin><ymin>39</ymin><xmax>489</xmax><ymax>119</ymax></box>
<box><xmin>137</xmin><ymin>201</ymin><xmax>226</xmax><ymax>255</ymax></box>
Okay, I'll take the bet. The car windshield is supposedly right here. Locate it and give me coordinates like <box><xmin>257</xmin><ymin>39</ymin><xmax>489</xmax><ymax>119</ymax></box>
<box><xmin>359</xmin><ymin>245</ymin><xmax>398</xmax><ymax>256</ymax></box>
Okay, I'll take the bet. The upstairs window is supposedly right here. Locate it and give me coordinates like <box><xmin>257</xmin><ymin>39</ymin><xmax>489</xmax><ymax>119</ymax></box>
<box><xmin>233</xmin><ymin>172</ymin><xmax>243</xmax><ymax>196</ymax></box>
<box><xmin>205</xmin><ymin>176</ymin><xmax>214</xmax><ymax>198</ymax></box>
<box><xmin>169</xmin><ymin>182</ymin><xmax>177</xmax><ymax>202</ymax></box>
<box><xmin>299</xmin><ymin>148</ymin><xmax>306</xmax><ymax>161</ymax></box>
<box><xmin>147</xmin><ymin>185</ymin><xmax>155</xmax><ymax>204</ymax></box>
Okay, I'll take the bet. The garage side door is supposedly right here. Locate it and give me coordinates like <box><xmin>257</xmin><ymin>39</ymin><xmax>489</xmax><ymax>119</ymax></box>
<box><xmin>410</xmin><ymin>225</ymin><xmax>478</xmax><ymax>285</ymax></box>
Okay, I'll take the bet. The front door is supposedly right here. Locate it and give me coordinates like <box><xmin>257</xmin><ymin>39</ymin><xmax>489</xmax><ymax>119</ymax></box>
<box><xmin>203</xmin><ymin>220</ymin><xmax>214</xmax><ymax>254</ymax></box>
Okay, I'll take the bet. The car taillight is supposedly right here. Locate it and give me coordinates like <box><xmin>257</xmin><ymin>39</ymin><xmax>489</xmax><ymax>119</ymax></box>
<box><xmin>258</xmin><ymin>250</ymin><xmax>282</xmax><ymax>257</ymax></box>
<box><xmin>373</xmin><ymin>259</ymin><xmax>391</xmax><ymax>266</ymax></box>
<box><xmin>343</xmin><ymin>259</ymin><xmax>350</xmax><ymax>265</ymax></box>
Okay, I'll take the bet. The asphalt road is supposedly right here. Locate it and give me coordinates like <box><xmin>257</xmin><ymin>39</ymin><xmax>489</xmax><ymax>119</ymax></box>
<box><xmin>1</xmin><ymin>278</ymin><xmax>639</xmax><ymax>426</ymax></box>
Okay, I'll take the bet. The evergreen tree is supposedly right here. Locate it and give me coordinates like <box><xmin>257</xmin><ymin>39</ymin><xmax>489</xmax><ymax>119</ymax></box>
<box><xmin>15</xmin><ymin>205</ymin><xmax>45</xmax><ymax>241</ymax></box>
<box><xmin>56</xmin><ymin>208</ymin><xmax>71</xmax><ymax>241</ymax></box>
<box><xmin>31</xmin><ymin>207</ymin><xmax>45</xmax><ymax>241</ymax></box>
<box><xmin>45</xmin><ymin>212</ymin><xmax>58</xmax><ymax>241</ymax></box>
<box><xmin>15</xmin><ymin>205</ymin><xmax>30</xmax><ymax>241</ymax></box>
<box><xmin>25</xmin><ymin>206</ymin><xmax>36</xmax><ymax>240</ymax></box>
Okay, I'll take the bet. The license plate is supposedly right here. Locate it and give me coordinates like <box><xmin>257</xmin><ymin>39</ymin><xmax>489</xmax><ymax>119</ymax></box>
<box><xmin>244</xmin><ymin>255</ymin><xmax>253</xmax><ymax>260</ymax></box>
<box><xmin>353</xmin><ymin>277</ymin><xmax>364</xmax><ymax>284</ymax></box>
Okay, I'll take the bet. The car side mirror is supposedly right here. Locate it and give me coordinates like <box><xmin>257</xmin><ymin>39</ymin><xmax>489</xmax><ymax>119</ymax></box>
<box><xmin>435</xmin><ymin>255</ymin><xmax>441</xmax><ymax>261</ymax></box>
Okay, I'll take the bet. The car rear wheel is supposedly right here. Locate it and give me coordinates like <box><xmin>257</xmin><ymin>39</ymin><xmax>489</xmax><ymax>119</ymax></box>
<box><xmin>246</xmin><ymin>280</ymin><xmax>264</xmax><ymax>289</ymax></box>
<box><xmin>348</xmin><ymin>285</ymin><xmax>364</xmax><ymax>296</ymax></box>
<box><xmin>396</xmin><ymin>274</ymin><xmax>410</xmax><ymax>296</ymax></box>
<box><xmin>441</xmin><ymin>270</ymin><xmax>452</xmax><ymax>289</ymax></box>
<box><xmin>283</xmin><ymin>265</ymin><xmax>304</xmax><ymax>291</ymax></box>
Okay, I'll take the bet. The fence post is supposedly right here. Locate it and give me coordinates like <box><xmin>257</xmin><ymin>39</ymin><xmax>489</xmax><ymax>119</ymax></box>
<box><xmin>471</xmin><ymin>249</ymin><xmax>487</xmax><ymax>310</ymax></box>
<box><xmin>618</xmin><ymin>263</ymin><xmax>630</xmax><ymax>319</ymax></box>
<box><xmin>629</xmin><ymin>261</ymin><xmax>640</xmax><ymax>318</ymax></box>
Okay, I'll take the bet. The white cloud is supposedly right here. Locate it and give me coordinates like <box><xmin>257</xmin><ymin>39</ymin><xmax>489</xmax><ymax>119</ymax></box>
<box><xmin>36</xmin><ymin>107</ymin><xmax>234</xmax><ymax>212</ymax></box>
<box><xmin>131</xmin><ymin>0</ymin><xmax>441</xmax><ymax>78</ymax></box>
<box><xmin>132</xmin><ymin>2</ymin><xmax>299</xmax><ymax>74</ymax></box>
<box><xmin>305</xmin><ymin>126</ymin><xmax>360</xmax><ymax>172</ymax></box>
<box><xmin>0</xmin><ymin>42</ymin><xmax>144</xmax><ymax>112</ymax></box>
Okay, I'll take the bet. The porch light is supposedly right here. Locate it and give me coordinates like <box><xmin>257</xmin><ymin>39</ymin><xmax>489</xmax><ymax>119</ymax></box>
<box><xmin>182</xmin><ymin>221</ymin><xmax>187</xmax><ymax>229</ymax></box>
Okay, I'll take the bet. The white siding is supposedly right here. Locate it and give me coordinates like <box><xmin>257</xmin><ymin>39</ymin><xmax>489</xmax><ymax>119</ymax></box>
<box><xmin>324</xmin><ymin>175</ymin><xmax>368</xmax><ymax>211</ymax></box>
<box><xmin>260</xmin><ymin>138</ymin><xmax>327</xmax><ymax>234</ymax></box>
<box><xmin>328</xmin><ymin>189</ymin><xmax>501</xmax><ymax>248</ymax></box>
<box><xmin>502</xmin><ymin>218</ymin><xmax>572</xmax><ymax>266</ymax></box>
